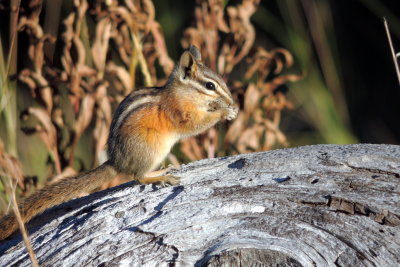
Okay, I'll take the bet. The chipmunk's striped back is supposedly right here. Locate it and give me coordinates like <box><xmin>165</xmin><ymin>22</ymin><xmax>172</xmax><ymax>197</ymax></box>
<box><xmin>108</xmin><ymin>88</ymin><xmax>162</xmax><ymax>148</ymax></box>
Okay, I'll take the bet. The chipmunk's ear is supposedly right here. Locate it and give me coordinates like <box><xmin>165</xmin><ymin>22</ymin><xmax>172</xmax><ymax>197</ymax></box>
<box><xmin>188</xmin><ymin>45</ymin><xmax>202</xmax><ymax>61</ymax></box>
<box><xmin>179</xmin><ymin>45</ymin><xmax>201</xmax><ymax>79</ymax></box>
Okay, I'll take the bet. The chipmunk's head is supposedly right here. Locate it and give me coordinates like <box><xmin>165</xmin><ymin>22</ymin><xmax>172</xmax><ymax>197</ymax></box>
<box><xmin>170</xmin><ymin>45</ymin><xmax>235</xmax><ymax>109</ymax></box>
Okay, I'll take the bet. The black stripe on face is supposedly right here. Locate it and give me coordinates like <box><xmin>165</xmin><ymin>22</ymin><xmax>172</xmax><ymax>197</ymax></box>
<box><xmin>202</xmin><ymin>74</ymin><xmax>226</xmax><ymax>91</ymax></box>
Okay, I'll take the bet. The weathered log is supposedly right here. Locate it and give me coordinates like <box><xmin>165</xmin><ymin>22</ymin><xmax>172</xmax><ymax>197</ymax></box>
<box><xmin>0</xmin><ymin>144</ymin><xmax>399</xmax><ymax>266</ymax></box>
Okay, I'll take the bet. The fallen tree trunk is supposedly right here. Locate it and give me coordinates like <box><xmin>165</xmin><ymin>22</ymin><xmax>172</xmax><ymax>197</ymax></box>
<box><xmin>0</xmin><ymin>144</ymin><xmax>399</xmax><ymax>266</ymax></box>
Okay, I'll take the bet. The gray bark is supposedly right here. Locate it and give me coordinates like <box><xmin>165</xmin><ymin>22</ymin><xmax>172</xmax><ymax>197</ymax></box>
<box><xmin>0</xmin><ymin>144</ymin><xmax>399</xmax><ymax>266</ymax></box>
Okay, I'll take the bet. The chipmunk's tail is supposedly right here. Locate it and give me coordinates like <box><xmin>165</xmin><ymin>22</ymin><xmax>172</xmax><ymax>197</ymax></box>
<box><xmin>0</xmin><ymin>161</ymin><xmax>118</xmax><ymax>241</ymax></box>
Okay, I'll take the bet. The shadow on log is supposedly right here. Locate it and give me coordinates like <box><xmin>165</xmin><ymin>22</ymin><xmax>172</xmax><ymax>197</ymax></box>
<box><xmin>0</xmin><ymin>144</ymin><xmax>399</xmax><ymax>266</ymax></box>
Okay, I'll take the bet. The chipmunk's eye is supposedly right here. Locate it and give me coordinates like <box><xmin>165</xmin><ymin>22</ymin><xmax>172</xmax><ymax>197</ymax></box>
<box><xmin>205</xmin><ymin>82</ymin><xmax>216</xmax><ymax>90</ymax></box>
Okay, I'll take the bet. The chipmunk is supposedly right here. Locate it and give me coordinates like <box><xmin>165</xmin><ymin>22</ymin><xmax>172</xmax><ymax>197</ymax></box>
<box><xmin>0</xmin><ymin>45</ymin><xmax>238</xmax><ymax>241</ymax></box>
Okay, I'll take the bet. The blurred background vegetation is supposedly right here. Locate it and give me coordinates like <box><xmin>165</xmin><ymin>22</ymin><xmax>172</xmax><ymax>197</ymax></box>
<box><xmin>0</xmin><ymin>0</ymin><xmax>399</xmax><ymax>214</ymax></box>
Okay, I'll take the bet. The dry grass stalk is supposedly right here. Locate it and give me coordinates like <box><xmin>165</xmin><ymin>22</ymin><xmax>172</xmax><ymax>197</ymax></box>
<box><xmin>384</xmin><ymin>18</ymin><xmax>400</xmax><ymax>87</ymax></box>
<box><xmin>0</xmin><ymin>139</ymin><xmax>38</xmax><ymax>266</ymax></box>
<box><xmin>0</xmin><ymin>3</ymin><xmax>38</xmax><ymax>262</ymax></box>
<box><xmin>7</xmin><ymin>184</ymin><xmax>39</xmax><ymax>267</ymax></box>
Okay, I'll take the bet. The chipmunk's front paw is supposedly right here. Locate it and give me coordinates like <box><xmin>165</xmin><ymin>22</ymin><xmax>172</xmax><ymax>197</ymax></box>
<box><xmin>224</xmin><ymin>106</ymin><xmax>239</xmax><ymax>121</ymax></box>
<box><xmin>207</xmin><ymin>99</ymin><xmax>238</xmax><ymax>121</ymax></box>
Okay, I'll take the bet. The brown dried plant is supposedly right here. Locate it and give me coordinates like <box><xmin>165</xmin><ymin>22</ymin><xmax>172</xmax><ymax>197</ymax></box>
<box><xmin>16</xmin><ymin>0</ymin><xmax>175</xmax><ymax>186</ymax></box>
<box><xmin>179</xmin><ymin>0</ymin><xmax>301</xmax><ymax>160</ymax></box>
<box><xmin>226</xmin><ymin>47</ymin><xmax>302</xmax><ymax>153</ymax></box>
<box><xmin>4</xmin><ymin>0</ymin><xmax>300</xmax><ymax>199</ymax></box>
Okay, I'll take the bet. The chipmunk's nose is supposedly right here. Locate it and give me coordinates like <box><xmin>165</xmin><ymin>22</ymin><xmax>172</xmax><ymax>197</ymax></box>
<box><xmin>226</xmin><ymin>92</ymin><xmax>235</xmax><ymax>105</ymax></box>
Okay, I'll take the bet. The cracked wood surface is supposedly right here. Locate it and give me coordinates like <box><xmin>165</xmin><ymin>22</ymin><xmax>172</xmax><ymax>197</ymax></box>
<box><xmin>0</xmin><ymin>144</ymin><xmax>399</xmax><ymax>266</ymax></box>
